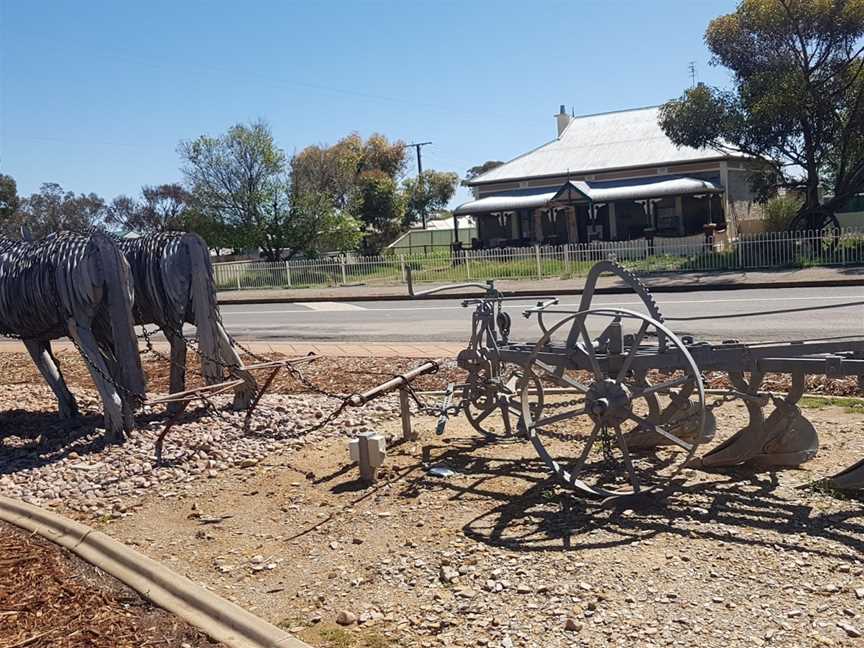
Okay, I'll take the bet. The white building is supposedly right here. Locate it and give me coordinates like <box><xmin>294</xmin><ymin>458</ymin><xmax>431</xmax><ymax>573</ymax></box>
<box><xmin>455</xmin><ymin>105</ymin><xmax>766</xmax><ymax>247</ymax></box>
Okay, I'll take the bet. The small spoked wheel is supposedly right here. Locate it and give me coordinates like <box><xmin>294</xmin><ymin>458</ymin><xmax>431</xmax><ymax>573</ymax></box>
<box><xmin>520</xmin><ymin>307</ymin><xmax>705</xmax><ymax>500</ymax></box>
<box><xmin>463</xmin><ymin>365</ymin><xmax>542</xmax><ymax>440</ymax></box>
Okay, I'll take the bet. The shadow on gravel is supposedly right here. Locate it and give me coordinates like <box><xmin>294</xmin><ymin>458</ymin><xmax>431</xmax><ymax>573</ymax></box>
<box><xmin>408</xmin><ymin>442</ymin><xmax>864</xmax><ymax>561</ymax></box>
<box><xmin>0</xmin><ymin>406</ymin><xmax>212</xmax><ymax>476</ymax></box>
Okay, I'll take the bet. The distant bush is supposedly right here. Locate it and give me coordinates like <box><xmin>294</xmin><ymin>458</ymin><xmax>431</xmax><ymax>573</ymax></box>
<box><xmin>763</xmin><ymin>194</ymin><xmax>803</xmax><ymax>232</ymax></box>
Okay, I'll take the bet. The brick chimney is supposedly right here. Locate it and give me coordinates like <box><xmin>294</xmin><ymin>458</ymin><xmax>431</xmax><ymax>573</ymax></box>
<box><xmin>556</xmin><ymin>104</ymin><xmax>572</xmax><ymax>137</ymax></box>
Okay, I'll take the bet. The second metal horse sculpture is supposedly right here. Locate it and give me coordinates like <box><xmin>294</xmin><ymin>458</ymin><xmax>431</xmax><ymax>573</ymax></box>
<box><xmin>118</xmin><ymin>232</ymin><xmax>256</xmax><ymax>412</ymax></box>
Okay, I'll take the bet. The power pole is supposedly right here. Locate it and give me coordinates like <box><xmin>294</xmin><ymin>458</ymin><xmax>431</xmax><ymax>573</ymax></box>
<box><xmin>407</xmin><ymin>141</ymin><xmax>432</xmax><ymax>228</ymax></box>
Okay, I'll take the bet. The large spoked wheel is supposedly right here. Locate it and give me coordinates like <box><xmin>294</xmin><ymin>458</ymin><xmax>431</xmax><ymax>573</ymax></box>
<box><xmin>520</xmin><ymin>307</ymin><xmax>706</xmax><ymax>500</ymax></box>
<box><xmin>462</xmin><ymin>360</ymin><xmax>543</xmax><ymax>440</ymax></box>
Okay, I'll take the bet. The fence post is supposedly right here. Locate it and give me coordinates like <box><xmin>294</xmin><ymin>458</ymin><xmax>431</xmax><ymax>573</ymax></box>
<box><xmin>400</xmin><ymin>255</ymin><xmax>407</xmax><ymax>283</ymax></box>
<box><xmin>465</xmin><ymin>250</ymin><xmax>472</xmax><ymax>280</ymax></box>
<box><xmin>563</xmin><ymin>245</ymin><xmax>571</xmax><ymax>275</ymax></box>
<box><xmin>340</xmin><ymin>255</ymin><xmax>348</xmax><ymax>285</ymax></box>
<box><xmin>235</xmin><ymin>266</ymin><xmax>241</xmax><ymax>291</ymax></box>
<box><xmin>535</xmin><ymin>244</ymin><xmax>542</xmax><ymax>279</ymax></box>
<box><xmin>284</xmin><ymin>260</ymin><xmax>292</xmax><ymax>288</ymax></box>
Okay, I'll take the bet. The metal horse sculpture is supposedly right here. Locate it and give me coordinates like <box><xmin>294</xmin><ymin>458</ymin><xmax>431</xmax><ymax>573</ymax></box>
<box><xmin>0</xmin><ymin>232</ymin><xmax>146</xmax><ymax>440</ymax></box>
<box><xmin>118</xmin><ymin>232</ymin><xmax>256</xmax><ymax>412</ymax></box>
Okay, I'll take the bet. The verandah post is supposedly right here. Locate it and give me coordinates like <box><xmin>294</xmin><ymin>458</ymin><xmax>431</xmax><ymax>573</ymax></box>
<box><xmin>535</xmin><ymin>244</ymin><xmax>542</xmax><ymax>279</ymax></box>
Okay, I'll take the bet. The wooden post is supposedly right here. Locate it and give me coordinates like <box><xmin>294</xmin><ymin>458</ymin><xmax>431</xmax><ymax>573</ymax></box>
<box><xmin>340</xmin><ymin>255</ymin><xmax>348</xmax><ymax>285</ymax></box>
<box><xmin>399</xmin><ymin>388</ymin><xmax>416</xmax><ymax>441</ymax></box>
<box><xmin>284</xmin><ymin>260</ymin><xmax>292</xmax><ymax>288</ymax></box>
<box><xmin>400</xmin><ymin>255</ymin><xmax>407</xmax><ymax>283</ymax></box>
<box><xmin>563</xmin><ymin>244</ymin><xmax>571</xmax><ymax>275</ymax></box>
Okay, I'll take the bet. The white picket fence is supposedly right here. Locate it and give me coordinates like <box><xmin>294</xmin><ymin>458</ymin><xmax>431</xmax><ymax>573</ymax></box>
<box><xmin>212</xmin><ymin>228</ymin><xmax>864</xmax><ymax>291</ymax></box>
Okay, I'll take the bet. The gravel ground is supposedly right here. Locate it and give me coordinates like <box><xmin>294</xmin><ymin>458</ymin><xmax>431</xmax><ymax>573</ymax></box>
<box><xmin>2</xmin><ymin>353</ymin><xmax>864</xmax><ymax>648</ymax></box>
<box><xmin>0</xmin><ymin>383</ymin><xmax>398</xmax><ymax>518</ymax></box>
<box><xmin>95</xmin><ymin>399</ymin><xmax>864</xmax><ymax>648</ymax></box>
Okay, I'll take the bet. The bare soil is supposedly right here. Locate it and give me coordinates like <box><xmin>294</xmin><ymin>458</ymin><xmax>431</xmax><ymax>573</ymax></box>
<box><xmin>2</xmin><ymin>352</ymin><xmax>864</xmax><ymax>647</ymax></box>
<box><xmin>98</xmin><ymin>399</ymin><xmax>864</xmax><ymax>648</ymax></box>
<box><xmin>0</xmin><ymin>520</ymin><xmax>219</xmax><ymax>648</ymax></box>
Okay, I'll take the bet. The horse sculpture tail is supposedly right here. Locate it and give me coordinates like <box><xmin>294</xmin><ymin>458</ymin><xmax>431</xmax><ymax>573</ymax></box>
<box><xmin>183</xmin><ymin>232</ymin><xmax>222</xmax><ymax>385</ymax></box>
<box><xmin>90</xmin><ymin>233</ymin><xmax>147</xmax><ymax>398</ymax></box>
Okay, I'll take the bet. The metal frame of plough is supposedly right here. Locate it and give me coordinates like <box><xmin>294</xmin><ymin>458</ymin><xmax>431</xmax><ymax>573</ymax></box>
<box><xmin>415</xmin><ymin>260</ymin><xmax>864</xmax><ymax>502</ymax></box>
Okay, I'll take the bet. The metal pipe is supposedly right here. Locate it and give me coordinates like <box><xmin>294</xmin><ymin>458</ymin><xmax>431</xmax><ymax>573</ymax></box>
<box><xmin>348</xmin><ymin>361</ymin><xmax>438</xmax><ymax>406</ymax></box>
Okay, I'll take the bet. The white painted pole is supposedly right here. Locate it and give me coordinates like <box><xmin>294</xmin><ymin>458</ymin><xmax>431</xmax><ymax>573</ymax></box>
<box><xmin>535</xmin><ymin>244</ymin><xmax>542</xmax><ymax>279</ymax></box>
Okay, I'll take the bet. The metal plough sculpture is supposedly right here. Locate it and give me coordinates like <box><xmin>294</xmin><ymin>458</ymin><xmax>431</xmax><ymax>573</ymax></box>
<box><xmin>412</xmin><ymin>260</ymin><xmax>864</xmax><ymax>498</ymax></box>
<box><xmin>118</xmin><ymin>232</ymin><xmax>256</xmax><ymax>412</ymax></box>
<box><xmin>0</xmin><ymin>232</ymin><xmax>146</xmax><ymax>440</ymax></box>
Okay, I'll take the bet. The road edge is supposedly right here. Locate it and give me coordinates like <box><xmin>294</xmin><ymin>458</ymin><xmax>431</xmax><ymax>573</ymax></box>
<box><xmin>0</xmin><ymin>495</ymin><xmax>309</xmax><ymax>648</ymax></box>
<box><xmin>217</xmin><ymin>277</ymin><xmax>864</xmax><ymax>305</ymax></box>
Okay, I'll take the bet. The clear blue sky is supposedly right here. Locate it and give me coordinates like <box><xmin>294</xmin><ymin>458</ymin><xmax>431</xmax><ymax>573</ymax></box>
<box><xmin>0</xmin><ymin>0</ymin><xmax>737</xmax><ymax>206</ymax></box>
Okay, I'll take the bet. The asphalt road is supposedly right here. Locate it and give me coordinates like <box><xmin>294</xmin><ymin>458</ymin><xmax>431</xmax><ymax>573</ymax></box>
<box><xmin>215</xmin><ymin>285</ymin><xmax>864</xmax><ymax>344</ymax></box>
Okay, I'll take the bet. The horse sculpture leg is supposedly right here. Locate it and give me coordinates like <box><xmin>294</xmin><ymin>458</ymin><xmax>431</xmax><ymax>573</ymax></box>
<box><xmin>67</xmin><ymin>319</ymin><xmax>131</xmax><ymax>442</ymax></box>
<box><xmin>23</xmin><ymin>339</ymin><xmax>79</xmax><ymax>420</ymax></box>
<box><xmin>216</xmin><ymin>322</ymin><xmax>257</xmax><ymax>411</ymax></box>
<box><xmin>164</xmin><ymin>328</ymin><xmax>188</xmax><ymax>415</ymax></box>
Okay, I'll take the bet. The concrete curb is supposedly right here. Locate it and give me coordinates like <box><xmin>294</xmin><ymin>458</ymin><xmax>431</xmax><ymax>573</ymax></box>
<box><xmin>0</xmin><ymin>496</ymin><xmax>309</xmax><ymax>648</ymax></box>
<box><xmin>217</xmin><ymin>277</ymin><xmax>864</xmax><ymax>305</ymax></box>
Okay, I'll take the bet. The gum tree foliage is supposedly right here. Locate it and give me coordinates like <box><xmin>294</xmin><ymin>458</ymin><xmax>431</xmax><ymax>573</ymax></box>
<box><xmin>293</xmin><ymin>132</ymin><xmax>410</xmax><ymax>253</ymax></box>
<box><xmin>106</xmin><ymin>183</ymin><xmax>191</xmax><ymax>234</ymax></box>
<box><xmin>14</xmin><ymin>183</ymin><xmax>107</xmax><ymax>238</ymax></box>
<box><xmin>0</xmin><ymin>174</ymin><xmax>19</xmax><ymax>224</ymax></box>
<box><xmin>179</xmin><ymin>121</ymin><xmax>360</xmax><ymax>260</ymax></box>
<box><xmin>294</xmin><ymin>133</ymin><xmax>460</xmax><ymax>252</ymax></box>
<box><xmin>461</xmin><ymin>160</ymin><xmax>505</xmax><ymax>186</ymax></box>
<box><xmin>659</xmin><ymin>0</ymin><xmax>864</xmax><ymax>229</ymax></box>
<box><xmin>402</xmin><ymin>170</ymin><xmax>459</xmax><ymax>227</ymax></box>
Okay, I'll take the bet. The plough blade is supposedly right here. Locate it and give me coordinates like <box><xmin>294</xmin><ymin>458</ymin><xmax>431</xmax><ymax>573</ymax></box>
<box><xmin>828</xmin><ymin>458</ymin><xmax>864</xmax><ymax>490</ymax></box>
<box><xmin>750</xmin><ymin>412</ymin><xmax>818</xmax><ymax>468</ymax></box>
<box><xmin>696</xmin><ymin>410</ymin><xmax>818</xmax><ymax>469</ymax></box>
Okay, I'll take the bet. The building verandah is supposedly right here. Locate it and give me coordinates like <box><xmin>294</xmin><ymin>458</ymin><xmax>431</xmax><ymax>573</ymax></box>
<box><xmin>454</xmin><ymin>176</ymin><xmax>725</xmax><ymax>249</ymax></box>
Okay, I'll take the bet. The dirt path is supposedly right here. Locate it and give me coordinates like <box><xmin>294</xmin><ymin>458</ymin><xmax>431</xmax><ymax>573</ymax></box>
<box><xmin>95</xmin><ymin>401</ymin><xmax>864</xmax><ymax>648</ymax></box>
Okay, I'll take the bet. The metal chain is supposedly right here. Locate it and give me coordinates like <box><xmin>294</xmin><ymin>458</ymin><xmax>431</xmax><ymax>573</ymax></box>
<box><xmin>600</xmin><ymin>425</ymin><xmax>618</xmax><ymax>467</ymax></box>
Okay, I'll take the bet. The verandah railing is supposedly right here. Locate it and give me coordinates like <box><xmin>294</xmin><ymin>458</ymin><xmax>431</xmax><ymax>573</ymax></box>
<box><xmin>212</xmin><ymin>228</ymin><xmax>864</xmax><ymax>291</ymax></box>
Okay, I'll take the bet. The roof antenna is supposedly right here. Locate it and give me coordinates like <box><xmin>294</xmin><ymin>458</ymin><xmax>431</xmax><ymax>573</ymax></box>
<box><xmin>688</xmin><ymin>61</ymin><xmax>697</xmax><ymax>87</ymax></box>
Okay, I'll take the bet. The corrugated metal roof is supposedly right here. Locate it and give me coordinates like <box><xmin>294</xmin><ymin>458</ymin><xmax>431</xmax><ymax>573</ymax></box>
<box><xmin>454</xmin><ymin>175</ymin><xmax>722</xmax><ymax>215</ymax></box>
<box><xmin>556</xmin><ymin>176</ymin><xmax>722</xmax><ymax>204</ymax></box>
<box><xmin>453</xmin><ymin>187</ymin><xmax>558</xmax><ymax>215</ymax></box>
<box><xmin>469</xmin><ymin>106</ymin><xmax>745</xmax><ymax>186</ymax></box>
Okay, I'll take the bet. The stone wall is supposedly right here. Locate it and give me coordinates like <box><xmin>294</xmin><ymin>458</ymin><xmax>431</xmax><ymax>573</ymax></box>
<box><xmin>726</xmin><ymin>168</ymin><xmax>766</xmax><ymax>234</ymax></box>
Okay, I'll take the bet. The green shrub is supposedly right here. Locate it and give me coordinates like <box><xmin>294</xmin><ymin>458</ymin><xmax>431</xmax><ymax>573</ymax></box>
<box><xmin>763</xmin><ymin>194</ymin><xmax>803</xmax><ymax>232</ymax></box>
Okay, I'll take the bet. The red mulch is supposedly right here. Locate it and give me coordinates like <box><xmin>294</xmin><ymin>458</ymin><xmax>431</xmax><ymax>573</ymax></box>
<box><xmin>0</xmin><ymin>521</ymin><xmax>219</xmax><ymax>648</ymax></box>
